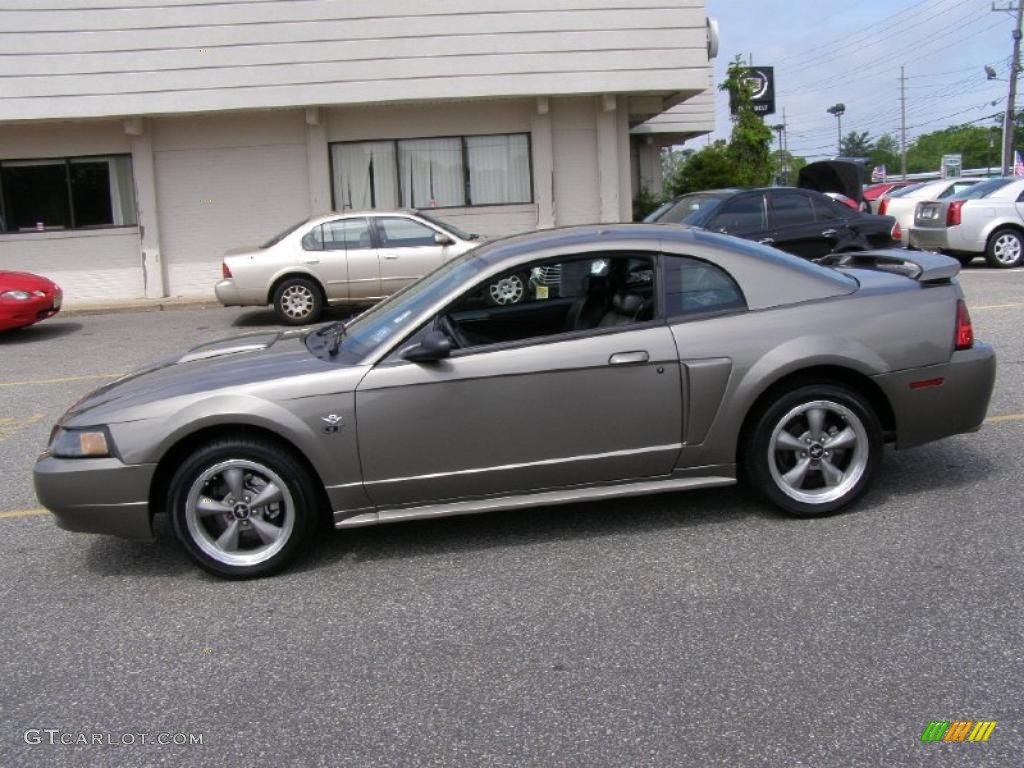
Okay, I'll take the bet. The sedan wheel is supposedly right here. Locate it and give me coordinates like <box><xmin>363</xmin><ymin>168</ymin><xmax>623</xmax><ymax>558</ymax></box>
<box><xmin>487</xmin><ymin>273</ymin><xmax>526</xmax><ymax>305</ymax></box>
<box><xmin>168</xmin><ymin>439</ymin><xmax>321</xmax><ymax>578</ymax></box>
<box><xmin>744</xmin><ymin>384</ymin><xmax>882</xmax><ymax>517</ymax></box>
<box><xmin>985</xmin><ymin>229</ymin><xmax>1024</xmax><ymax>269</ymax></box>
<box><xmin>273</xmin><ymin>277</ymin><xmax>324</xmax><ymax>325</ymax></box>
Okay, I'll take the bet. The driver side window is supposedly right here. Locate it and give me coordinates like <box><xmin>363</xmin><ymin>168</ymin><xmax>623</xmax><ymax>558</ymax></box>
<box><xmin>438</xmin><ymin>253</ymin><xmax>657</xmax><ymax>351</ymax></box>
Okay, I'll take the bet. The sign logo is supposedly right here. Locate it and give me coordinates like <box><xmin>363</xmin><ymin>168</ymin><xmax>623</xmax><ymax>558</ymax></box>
<box><xmin>920</xmin><ymin>720</ymin><xmax>996</xmax><ymax>742</ymax></box>
<box><xmin>729</xmin><ymin>66</ymin><xmax>775</xmax><ymax>116</ymax></box>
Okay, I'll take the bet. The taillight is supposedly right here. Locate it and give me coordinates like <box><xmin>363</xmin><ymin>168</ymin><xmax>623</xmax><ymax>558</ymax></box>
<box><xmin>222</xmin><ymin>261</ymin><xmax>232</xmax><ymax>279</ymax></box>
<box><xmin>955</xmin><ymin>299</ymin><xmax>973</xmax><ymax>350</ymax></box>
<box><xmin>946</xmin><ymin>200</ymin><xmax>964</xmax><ymax>227</ymax></box>
<box><xmin>878</xmin><ymin>198</ymin><xmax>889</xmax><ymax>215</ymax></box>
<box><xmin>890</xmin><ymin>221</ymin><xmax>901</xmax><ymax>241</ymax></box>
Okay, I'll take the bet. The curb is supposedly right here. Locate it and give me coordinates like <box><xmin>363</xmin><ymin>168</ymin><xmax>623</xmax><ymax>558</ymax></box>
<box><xmin>60</xmin><ymin>298</ymin><xmax>223</xmax><ymax>317</ymax></box>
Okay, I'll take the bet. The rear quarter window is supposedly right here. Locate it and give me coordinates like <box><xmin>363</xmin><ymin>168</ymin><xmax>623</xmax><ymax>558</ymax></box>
<box><xmin>663</xmin><ymin>255</ymin><xmax>746</xmax><ymax>318</ymax></box>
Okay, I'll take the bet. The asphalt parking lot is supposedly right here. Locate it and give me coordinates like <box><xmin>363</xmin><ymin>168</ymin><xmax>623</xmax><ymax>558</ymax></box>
<box><xmin>1</xmin><ymin>266</ymin><xmax>1022</xmax><ymax>767</ymax></box>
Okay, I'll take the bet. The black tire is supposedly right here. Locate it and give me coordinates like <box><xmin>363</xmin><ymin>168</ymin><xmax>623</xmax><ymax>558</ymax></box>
<box><xmin>485</xmin><ymin>272</ymin><xmax>529</xmax><ymax>306</ymax></box>
<box><xmin>985</xmin><ymin>228</ymin><xmax>1024</xmax><ymax>269</ymax></box>
<box><xmin>953</xmin><ymin>253</ymin><xmax>975</xmax><ymax>267</ymax></box>
<box><xmin>741</xmin><ymin>383</ymin><xmax>882</xmax><ymax>518</ymax></box>
<box><xmin>168</xmin><ymin>438</ymin><xmax>322</xmax><ymax>578</ymax></box>
<box><xmin>272</xmin><ymin>276</ymin><xmax>324</xmax><ymax>325</ymax></box>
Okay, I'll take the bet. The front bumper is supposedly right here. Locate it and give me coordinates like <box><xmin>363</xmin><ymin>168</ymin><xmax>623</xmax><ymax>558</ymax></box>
<box><xmin>34</xmin><ymin>456</ymin><xmax>156</xmax><ymax>540</ymax></box>
<box><xmin>873</xmin><ymin>342</ymin><xmax>996</xmax><ymax>450</ymax></box>
<box><xmin>0</xmin><ymin>291</ymin><xmax>62</xmax><ymax>331</ymax></box>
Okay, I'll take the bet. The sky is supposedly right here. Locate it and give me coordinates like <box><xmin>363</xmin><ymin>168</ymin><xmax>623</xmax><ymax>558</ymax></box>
<box><xmin>690</xmin><ymin>0</ymin><xmax>1012</xmax><ymax>159</ymax></box>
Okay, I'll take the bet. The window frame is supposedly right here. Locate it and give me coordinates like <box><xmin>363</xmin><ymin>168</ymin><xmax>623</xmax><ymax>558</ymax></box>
<box><xmin>372</xmin><ymin>215</ymin><xmax>444</xmax><ymax>249</ymax></box>
<box><xmin>705</xmin><ymin>192</ymin><xmax>768</xmax><ymax>236</ymax></box>
<box><xmin>330</xmin><ymin>133</ymin><xmax>534</xmax><ymax>211</ymax></box>
<box><xmin>767</xmin><ymin>189</ymin><xmax>817</xmax><ymax>230</ymax></box>
<box><xmin>384</xmin><ymin>251</ymin><xmax>664</xmax><ymax>363</ymax></box>
<box><xmin>0</xmin><ymin>152</ymin><xmax>137</xmax><ymax>234</ymax></box>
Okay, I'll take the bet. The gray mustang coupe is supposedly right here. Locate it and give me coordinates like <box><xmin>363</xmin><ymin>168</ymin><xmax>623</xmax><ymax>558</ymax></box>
<box><xmin>34</xmin><ymin>225</ymin><xmax>995</xmax><ymax>578</ymax></box>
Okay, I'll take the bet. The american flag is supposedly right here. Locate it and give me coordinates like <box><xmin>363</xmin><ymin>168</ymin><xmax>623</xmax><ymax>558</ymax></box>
<box><xmin>871</xmin><ymin>165</ymin><xmax>886</xmax><ymax>182</ymax></box>
<box><xmin>1015</xmin><ymin>151</ymin><xmax>1024</xmax><ymax>177</ymax></box>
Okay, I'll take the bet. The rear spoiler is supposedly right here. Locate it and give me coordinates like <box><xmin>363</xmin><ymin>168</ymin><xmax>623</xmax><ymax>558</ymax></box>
<box><xmin>817</xmin><ymin>249</ymin><xmax>959</xmax><ymax>284</ymax></box>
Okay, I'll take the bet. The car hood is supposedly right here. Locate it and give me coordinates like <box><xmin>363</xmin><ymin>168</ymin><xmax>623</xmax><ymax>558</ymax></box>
<box><xmin>61</xmin><ymin>329</ymin><xmax>352</xmax><ymax>426</ymax></box>
<box><xmin>799</xmin><ymin>160</ymin><xmax>865</xmax><ymax>203</ymax></box>
<box><xmin>0</xmin><ymin>270</ymin><xmax>57</xmax><ymax>291</ymax></box>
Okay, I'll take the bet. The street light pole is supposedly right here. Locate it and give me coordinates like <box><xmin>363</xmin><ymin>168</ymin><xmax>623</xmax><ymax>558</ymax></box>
<box><xmin>827</xmin><ymin>103</ymin><xmax>846</xmax><ymax>157</ymax></box>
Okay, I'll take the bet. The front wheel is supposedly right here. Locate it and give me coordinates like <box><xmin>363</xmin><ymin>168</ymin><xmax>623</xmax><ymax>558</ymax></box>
<box><xmin>985</xmin><ymin>228</ymin><xmax>1024</xmax><ymax>269</ymax></box>
<box><xmin>742</xmin><ymin>384</ymin><xmax>882</xmax><ymax>517</ymax></box>
<box><xmin>168</xmin><ymin>438</ymin><xmax>322</xmax><ymax>578</ymax></box>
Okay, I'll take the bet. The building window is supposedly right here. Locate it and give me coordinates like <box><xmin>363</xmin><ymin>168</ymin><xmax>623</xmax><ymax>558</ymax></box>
<box><xmin>0</xmin><ymin>155</ymin><xmax>137</xmax><ymax>233</ymax></box>
<box><xmin>332</xmin><ymin>133</ymin><xmax>532</xmax><ymax>211</ymax></box>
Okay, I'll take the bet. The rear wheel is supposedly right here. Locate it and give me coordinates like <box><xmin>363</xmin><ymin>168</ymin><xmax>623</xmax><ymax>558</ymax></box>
<box><xmin>954</xmin><ymin>253</ymin><xmax>975</xmax><ymax>267</ymax></box>
<box><xmin>168</xmin><ymin>438</ymin><xmax>322</xmax><ymax>578</ymax></box>
<box><xmin>743</xmin><ymin>384</ymin><xmax>882</xmax><ymax>517</ymax></box>
<box><xmin>985</xmin><ymin>228</ymin><xmax>1024</xmax><ymax>269</ymax></box>
<box><xmin>273</xmin><ymin>277</ymin><xmax>324</xmax><ymax>325</ymax></box>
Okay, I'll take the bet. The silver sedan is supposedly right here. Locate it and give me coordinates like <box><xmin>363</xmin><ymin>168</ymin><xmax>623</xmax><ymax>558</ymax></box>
<box><xmin>36</xmin><ymin>226</ymin><xmax>995</xmax><ymax>578</ymax></box>
<box><xmin>215</xmin><ymin>210</ymin><xmax>484</xmax><ymax>324</ymax></box>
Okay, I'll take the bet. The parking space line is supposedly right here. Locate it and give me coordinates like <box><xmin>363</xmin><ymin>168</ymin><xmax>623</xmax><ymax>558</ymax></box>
<box><xmin>0</xmin><ymin>372</ymin><xmax>123</xmax><ymax>389</ymax></box>
<box><xmin>973</xmin><ymin>303</ymin><xmax>1024</xmax><ymax>311</ymax></box>
<box><xmin>986</xmin><ymin>413</ymin><xmax>1024</xmax><ymax>423</ymax></box>
<box><xmin>0</xmin><ymin>508</ymin><xmax>47</xmax><ymax>519</ymax></box>
<box><xmin>0</xmin><ymin>413</ymin><xmax>45</xmax><ymax>441</ymax></box>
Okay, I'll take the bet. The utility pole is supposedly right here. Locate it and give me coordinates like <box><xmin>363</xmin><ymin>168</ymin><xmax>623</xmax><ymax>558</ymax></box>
<box><xmin>827</xmin><ymin>103</ymin><xmax>845</xmax><ymax>157</ymax></box>
<box><xmin>993</xmin><ymin>1</ymin><xmax>1024</xmax><ymax>175</ymax></box>
<box><xmin>900</xmin><ymin>65</ymin><xmax>908</xmax><ymax>179</ymax></box>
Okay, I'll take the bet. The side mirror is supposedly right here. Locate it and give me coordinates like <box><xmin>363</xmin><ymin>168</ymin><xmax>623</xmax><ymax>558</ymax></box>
<box><xmin>434</xmin><ymin>231</ymin><xmax>455</xmax><ymax>246</ymax></box>
<box><xmin>402</xmin><ymin>329</ymin><xmax>452</xmax><ymax>362</ymax></box>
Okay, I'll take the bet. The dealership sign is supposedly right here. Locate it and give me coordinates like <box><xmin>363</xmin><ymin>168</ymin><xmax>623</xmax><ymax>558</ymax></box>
<box><xmin>730</xmin><ymin>66</ymin><xmax>776</xmax><ymax>116</ymax></box>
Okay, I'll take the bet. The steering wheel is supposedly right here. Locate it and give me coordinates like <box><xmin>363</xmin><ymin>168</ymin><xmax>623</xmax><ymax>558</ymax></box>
<box><xmin>438</xmin><ymin>314</ymin><xmax>470</xmax><ymax>349</ymax></box>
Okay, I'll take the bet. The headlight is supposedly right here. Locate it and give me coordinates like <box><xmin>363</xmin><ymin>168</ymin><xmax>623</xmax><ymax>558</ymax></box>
<box><xmin>1</xmin><ymin>290</ymin><xmax>32</xmax><ymax>301</ymax></box>
<box><xmin>52</xmin><ymin>427</ymin><xmax>114</xmax><ymax>458</ymax></box>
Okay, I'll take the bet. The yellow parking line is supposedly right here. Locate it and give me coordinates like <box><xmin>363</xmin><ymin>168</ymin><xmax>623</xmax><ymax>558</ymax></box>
<box><xmin>0</xmin><ymin>508</ymin><xmax>48</xmax><ymax>519</ymax></box>
<box><xmin>986</xmin><ymin>413</ymin><xmax>1024</xmax><ymax>423</ymax></box>
<box><xmin>0</xmin><ymin>372</ymin><xmax>123</xmax><ymax>389</ymax></box>
<box><xmin>973</xmin><ymin>303</ymin><xmax>1024</xmax><ymax>311</ymax></box>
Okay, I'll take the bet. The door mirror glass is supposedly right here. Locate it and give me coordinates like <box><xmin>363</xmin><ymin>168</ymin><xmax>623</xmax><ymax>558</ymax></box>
<box><xmin>402</xmin><ymin>329</ymin><xmax>452</xmax><ymax>362</ymax></box>
<box><xmin>434</xmin><ymin>231</ymin><xmax>455</xmax><ymax>246</ymax></box>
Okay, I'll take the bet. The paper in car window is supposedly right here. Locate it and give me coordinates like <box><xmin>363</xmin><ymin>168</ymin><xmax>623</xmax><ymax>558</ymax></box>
<box><xmin>535</xmin><ymin>285</ymin><xmax>549</xmax><ymax>300</ymax></box>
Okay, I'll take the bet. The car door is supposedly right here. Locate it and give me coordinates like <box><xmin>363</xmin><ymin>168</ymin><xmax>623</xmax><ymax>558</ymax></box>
<box><xmin>767</xmin><ymin>190</ymin><xmax>830</xmax><ymax>258</ymax></box>
<box><xmin>703</xmin><ymin>192</ymin><xmax>769</xmax><ymax>243</ymax></box>
<box><xmin>321</xmin><ymin>217</ymin><xmax>381</xmax><ymax>301</ymax></box>
<box><xmin>353</xmin><ymin>252</ymin><xmax>684</xmax><ymax>507</ymax></box>
<box><xmin>374</xmin><ymin>216</ymin><xmax>448</xmax><ymax>296</ymax></box>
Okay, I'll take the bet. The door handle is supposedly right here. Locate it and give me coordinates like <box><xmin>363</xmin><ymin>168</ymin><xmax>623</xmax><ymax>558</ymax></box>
<box><xmin>302</xmin><ymin>258</ymin><xmax>320</xmax><ymax>265</ymax></box>
<box><xmin>609</xmin><ymin>351</ymin><xmax>650</xmax><ymax>366</ymax></box>
<box><xmin>821</xmin><ymin>229</ymin><xmax>838</xmax><ymax>237</ymax></box>
<box><xmin>382</xmin><ymin>254</ymin><xmax>399</xmax><ymax>260</ymax></box>
<box><xmin>758</xmin><ymin>237</ymin><xmax>775</xmax><ymax>245</ymax></box>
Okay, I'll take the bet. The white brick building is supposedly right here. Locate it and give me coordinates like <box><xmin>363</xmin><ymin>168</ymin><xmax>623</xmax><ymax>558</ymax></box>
<box><xmin>0</xmin><ymin>0</ymin><xmax>716</xmax><ymax>304</ymax></box>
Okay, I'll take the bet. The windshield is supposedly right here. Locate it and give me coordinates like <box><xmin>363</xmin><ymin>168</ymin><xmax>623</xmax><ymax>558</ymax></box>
<box><xmin>417</xmin><ymin>211</ymin><xmax>476</xmax><ymax>241</ymax></box>
<box><xmin>260</xmin><ymin>218</ymin><xmax>311</xmax><ymax>249</ymax></box>
<box><xmin>313</xmin><ymin>252</ymin><xmax>489</xmax><ymax>359</ymax></box>
<box><xmin>648</xmin><ymin>193</ymin><xmax>726</xmax><ymax>225</ymax></box>
<box><xmin>951</xmin><ymin>177</ymin><xmax>1012</xmax><ymax>200</ymax></box>
<box><xmin>887</xmin><ymin>182</ymin><xmax>926</xmax><ymax>198</ymax></box>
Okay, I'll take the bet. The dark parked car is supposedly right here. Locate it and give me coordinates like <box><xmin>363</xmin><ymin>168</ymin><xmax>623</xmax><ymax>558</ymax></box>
<box><xmin>645</xmin><ymin>187</ymin><xmax>902</xmax><ymax>260</ymax></box>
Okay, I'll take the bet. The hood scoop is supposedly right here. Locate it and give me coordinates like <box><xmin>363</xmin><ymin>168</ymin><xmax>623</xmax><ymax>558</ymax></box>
<box><xmin>178</xmin><ymin>332</ymin><xmax>281</xmax><ymax>364</ymax></box>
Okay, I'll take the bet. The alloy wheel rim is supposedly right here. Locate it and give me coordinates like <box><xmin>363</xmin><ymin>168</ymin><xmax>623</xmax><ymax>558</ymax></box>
<box><xmin>768</xmin><ymin>400</ymin><xmax>869</xmax><ymax>505</ymax></box>
<box><xmin>185</xmin><ymin>459</ymin><xmax>295</xmax><ymax>566</ymax></box>
<box><xmin>489</xmin><ymin>275</ymin><xmax>524</xmax><ymax>305</ymax></box>
<box><xmin>993</xmin><ymin>234</ymin><xmax>1022</xmax><ymax>265</ymax></box>
<box><xmin>281</xmin><ymin>285</ymin><xmax>315</xmax><ymax>319</ymax></box>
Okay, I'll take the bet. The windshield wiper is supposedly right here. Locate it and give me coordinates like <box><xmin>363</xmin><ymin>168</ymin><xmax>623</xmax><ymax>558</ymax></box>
<box><xmin>326</xmin><ymin>321</ymin><xmax>347</xmax><ymax>356</ymax></box>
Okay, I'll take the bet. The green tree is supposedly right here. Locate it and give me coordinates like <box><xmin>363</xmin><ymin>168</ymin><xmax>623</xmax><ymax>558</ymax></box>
<box><xmin>840</xmin><ymin>130</ymin><xmax>873</xmax><ymax>157</ymax></box>
<box><xmin>905</xmin><ymin>124</ymin><xmax>997</xmax><ymax>173</ymax></box>
<box><xmin>868</xmin><ymin>133</ymin><xmax>900</xmax><ymax>175</ymax></box>
<box><xmin>720</xmin><ymin>56</ymin><xmax>774</xmax><ymax>187</ymax></box>
<box><xmin>665</xmin><ymin>141</ymin><xmax>735</xmax><ymax>197</ymax></box>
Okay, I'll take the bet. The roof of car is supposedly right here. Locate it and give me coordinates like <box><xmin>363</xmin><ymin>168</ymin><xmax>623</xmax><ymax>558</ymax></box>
<box><xmin>305</xmin><ymin>209</ymin><xmax>422</xmax><ymax>226</ymax></box>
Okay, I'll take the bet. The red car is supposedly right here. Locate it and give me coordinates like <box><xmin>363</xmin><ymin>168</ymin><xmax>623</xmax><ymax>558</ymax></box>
<box><xmin>863</xmin><ymin>181</ymin><xmax>917</xmax><ymax>203</ymax></box>
<box><xmin>0</xmin><ymin>271</ymin><xmax>63</xmax><ymax>331</ymax></box>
